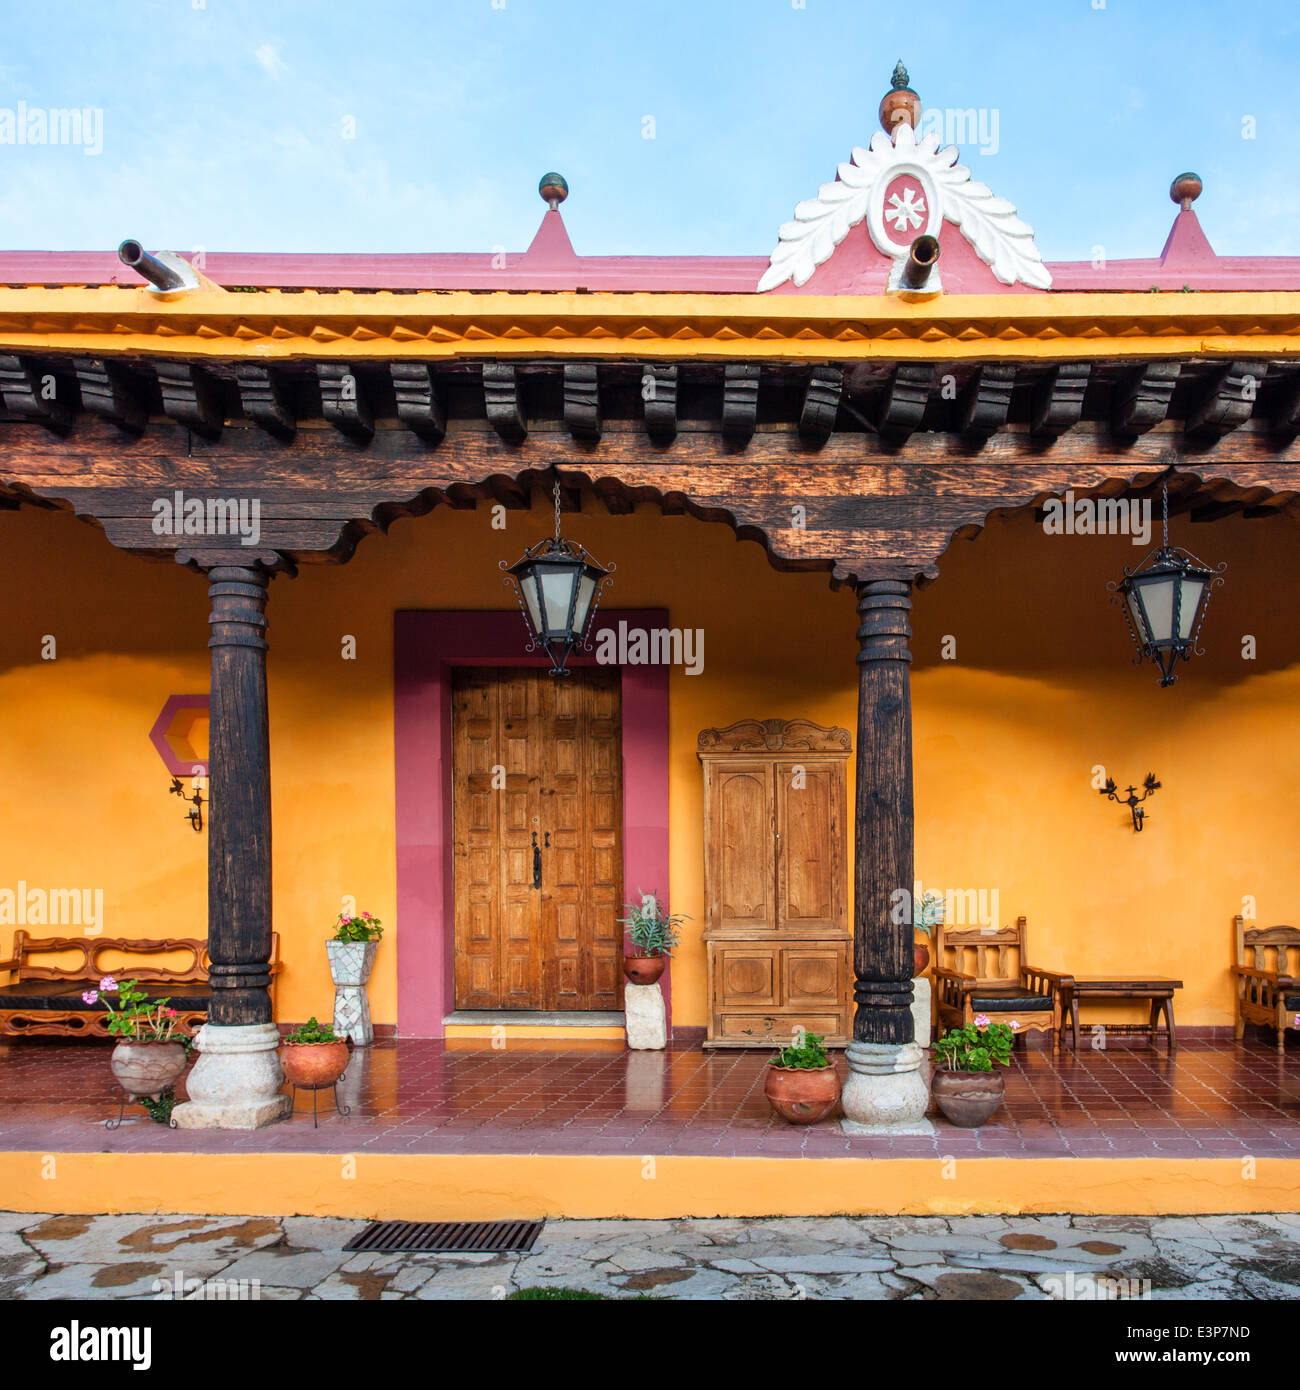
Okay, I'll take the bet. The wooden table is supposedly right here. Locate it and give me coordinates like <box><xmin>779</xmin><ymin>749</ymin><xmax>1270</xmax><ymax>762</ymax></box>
<box><xmin>1061</xmin><ymin>976</ymin><xmax>1184</xmax><ymax>1053</ymax></box>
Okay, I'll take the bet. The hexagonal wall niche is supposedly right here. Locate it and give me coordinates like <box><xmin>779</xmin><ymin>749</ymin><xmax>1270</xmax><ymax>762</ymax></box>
<box><xmin>149</xmin><ymin>694</ymin><xmax>210</xmax><ymax>777</ymax></box>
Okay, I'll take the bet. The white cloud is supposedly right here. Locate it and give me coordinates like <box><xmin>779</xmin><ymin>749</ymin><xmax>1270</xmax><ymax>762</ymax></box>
<box><xmin>252</xmin><ymin>44</ymin><xmax>287</xmax><ymax>81</ymax></box>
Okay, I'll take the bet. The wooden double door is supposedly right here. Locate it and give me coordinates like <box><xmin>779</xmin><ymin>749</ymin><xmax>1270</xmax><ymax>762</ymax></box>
<box><xmin>452</xmin><ymin>667</ymin><xmax>623</xmax><ymax>1012</ymax></box>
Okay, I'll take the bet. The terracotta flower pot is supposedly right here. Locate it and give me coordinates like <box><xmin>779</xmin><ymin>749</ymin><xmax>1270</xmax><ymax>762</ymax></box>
<box><xmin>281</xmin><ymin>1040</ymin><xmax>349</xmax><ymax>1088</ymax></box>
<box><xmin>913</xmin><ymin>943</ymin><xmax>930</xmax><ymax>977</ymax></box>
<box><xmin>110</xmin><ymin>1040</ymin><xmax>188</xmax><ymax>1099</ymax></box>
<box><xmin>623</xmin><ymin>955</ymin><xmax>666</xmax><ymax>986</ymax></box>
<box><xmin>932</xmin><ymin>1068</ymin><xmax>1005</xmax><ymax>1128</ymax></box>
<box><xmin>764</xmin><ymin>1064</ymin><xmax>841</xmax><ymax>1125</ymax></box>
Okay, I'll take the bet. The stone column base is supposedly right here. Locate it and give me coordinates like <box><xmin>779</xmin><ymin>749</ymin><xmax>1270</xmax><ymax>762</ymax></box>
<box><xmin>912</xmin><ymin>977</ymin><xmax>934</xmax><ymax>1094</ymax></box>
<box><xmin>624</xmin><ymin>983</ymin><xmax>667</xmax><ymax>1050</ymax></box>
<box><xmin>840</xmin><ymin>1039</ymin><xmax>934</xmax><ymax>1136</ymax></box>
<box><xmin>173</xmin><ymin>1022</ymin><xmax>291</xmax><ymax>1131</ymax></box>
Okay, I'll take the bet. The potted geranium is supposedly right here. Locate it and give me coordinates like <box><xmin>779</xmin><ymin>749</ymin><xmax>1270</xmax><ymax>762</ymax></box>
<box><xmin>280</xmin><ymin>1016</ymin><xmax>349</xmax><ymax>1088</ymax></box>
<box><xmin>913</xmin><ymin>889</ymin><xmax>945</xmax><ymax>976</ymax></box>
<box><xmin>327</xmin><ymin>909</ymin><xmax>382</xmax><ymax>1045</ymax></box>
<box><xmin>765</xmin><ymin>1030</ymin><xmax>840</xmax><ymax>1124</ymax></box>
<box><xmin>930</xmin><ymin>1014</ymin><xmax>1017</xmax><ymax>1127</ymax></box>
<box><xmin>618</xmin><ymin>892</ymin><xmax>688</xmax><ymax>986</ymax></box>
<box><xmin>86</xmin><ymin>976</ymin><xmax>191</xmax><ymax>1100</ymax></box>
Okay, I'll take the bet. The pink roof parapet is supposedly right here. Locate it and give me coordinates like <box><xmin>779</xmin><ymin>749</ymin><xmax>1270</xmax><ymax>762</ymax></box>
<box><xmin>4</xmin><ymin>70</ymin><xmax>1298</xmax><ymax>296</ymax></box>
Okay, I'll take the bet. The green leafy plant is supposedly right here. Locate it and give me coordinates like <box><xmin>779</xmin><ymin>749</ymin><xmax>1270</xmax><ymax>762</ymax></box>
<box><xmin>140</xmin><ymin>1088</ymin><xmax>177</xmax><ymax>1125</ymax></box>
<box><xmin>931</xmin><ymin>1016</ymin><xmax>1016</xmax><ymax>1073</ymax></box>
<box><xmin>83</xmin><ymin>976</ymin><xmax>189</xmax><ymax>1047</ymax></box>
<box><xmin>618</xmin><ymin>892</ymin><xmax>689</xmax><ymax>958</ymax></box>
<box><xmin>285</xmin><ymin>1016</ymin><xmax>341</xmax><ymax>1045</ymax></box>
<box><xmin>769</xmin><ymin>1030</ymin><xmax>830</xmax><ymax>1070</ymax></box>
<box><xmin>914</xmin><ymin>889</ymin><xmax>946</xmax><ymax>937</ymax></box>
<box><xmin>332</xmin><ymin>910</ymin><xmax>383</xmax><ymax>943</ymax></box>
<box><xmin>508</xmin><ymin>1287</ymin><xmax>611</xmax><ymax>1300</ymax></box>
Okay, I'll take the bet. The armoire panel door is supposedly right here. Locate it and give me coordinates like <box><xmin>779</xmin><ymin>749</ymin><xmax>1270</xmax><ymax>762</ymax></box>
<box><xmin>706</xmin><ymin>762</ymin><xmax>776</xmax><ymax>933</ymax></box>
<box><xmin>775</xmin><ymin>759</ymin><xmax>844</xmax><ymax>934</ymax></box>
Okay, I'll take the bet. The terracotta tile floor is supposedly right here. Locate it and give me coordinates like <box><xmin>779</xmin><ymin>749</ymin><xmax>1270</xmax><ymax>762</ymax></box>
<box><xmin>1</xmin><ymin>1035</ymin><xmax>1297</xmax><ymax>1157</ymax></box>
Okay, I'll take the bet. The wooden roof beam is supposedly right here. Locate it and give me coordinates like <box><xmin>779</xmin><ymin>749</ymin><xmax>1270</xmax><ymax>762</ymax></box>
<box><xmin>484</xmin><ymin>363</ymin><xmax>525</xmax><ymax>444</ymax></box>
<box><xmin>236</xmin><ymin>364</ymin><xmax>295</xmax><ymax>441</ymax></box>
<box><xmin>317</xmin><ymin>363</ymin><xmax>374</xmax><ymax>444</ymax></box>
<box><xmin>799</xmin><ymin>365</ymin><xmax>843</xmax><ymax>448</ymax></box>
<box><xmin>391</xmin><ymin>363</ymin><xmax>445</xmax><ymax>444</ymax></box>
<box><xmin>642</xmin><ymin>364</ymin><xmax>677</xmax><ymax>445</ymax></box>
<box><xmin>959</xmin><ymin>364</ymin><xmax>1016</xmax><ymax>445</ymax></box>
<box><xmin>1112</xmin><ymin>361</ymin><xmax>1180</xmax><ymax>437</ymax></box>
<box><xmin>877</xmin><ymin>363</ymin><xmax>933</xmax><ymax>447</ymax></box>
<box><xmin>1185</xmin><ymin>361</ymin><xmax>1264</xmax><ymax>440</ymax></box>
<box><xmin>156</xmin><ymin>361</ymin><xmax>222</xmax><ymax>439</ymax></box>
<box><xmin>722</xmin><ymin>363</ymin><xmax>760</xmax><ymax>447</ymax></box>
<box><xmin>592</xmin><ymin>478</ymin><xmax>634</xmax><ymax>514</ymax></box>
<box><xmin>484</xmin><ymin>476</ymin><xmax>531</xmax><ymax>510</ymax></box>
<box><xmin>1269</xmin><ymin>370</ymin><xmax>1300</xmax><ymax>439</ymax></box>
<box><xmin>563</xmin><ymin>364</ymin><xmax>601</xmax><ymax>443</ymax></box>
<box><xmin>73</xmin><ymin>358</ymin><xmax>147</xmax><ymax>434</ymax></box>
<box><xmin>1030</xmin><ymin>362</ymin><xmax>1091</xmax><ymax>439</ymax></box>
<box><xmin>0</xmin><ymin>354</ymin><xmax>74</xmax><ymax>433</ymax></box>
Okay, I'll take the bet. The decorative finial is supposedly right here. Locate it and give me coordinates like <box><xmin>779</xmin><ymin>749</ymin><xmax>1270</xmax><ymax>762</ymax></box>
<box><xmin>538</xmin><ymin>172</ymin><xmax>569</xmax><ymax>211</ymax></box>
<box><xmin>1169</xmin><ymin>171</ymin><xmax>1202</xmax><ymax>211</ymax></box>
<box><xmin>879</xmin><ymin>62</ymin><xmax>921</xmax><ymax>135</ymax></box>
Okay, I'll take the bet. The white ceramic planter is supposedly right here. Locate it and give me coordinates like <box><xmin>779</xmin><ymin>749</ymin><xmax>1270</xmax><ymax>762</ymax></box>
<box><xmin>326</xmin><ymin>940</ymin><xmax>379</xmax><ymax>1046</ymax></box>
<box><xmin>110</xmin><ymin>1040</ymin><xmax>188</xmax><ymax>1098</ymax></box>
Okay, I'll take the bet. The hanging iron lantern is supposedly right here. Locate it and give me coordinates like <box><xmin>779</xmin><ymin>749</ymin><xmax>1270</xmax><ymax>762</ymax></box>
<box><xmin>501</xmin><ymin>479</ymin><xmax>614</xmax><ymax>676</ymax></box>
<box><xmin>1109</xmin><ymin>478</ymin><xmax>1226</xmax><ymax>687</ymax></box>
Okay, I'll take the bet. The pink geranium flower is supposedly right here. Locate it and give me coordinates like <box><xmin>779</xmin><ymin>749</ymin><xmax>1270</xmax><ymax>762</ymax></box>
<box><xmin>1010</xmin><ymin>1020</ymin><xmax>1021</xmax><ymax>1030</ymax></box>
<box><xmin>99</xmin><ymin>975</ymin><xmax>117</xmax><ymax>992</ymax></box>
<box><xmin>973</xmin><ymin>1013</ymin><xmax>991</xmax><ymax>1027</ymax></box>
<box><xmin>81</xmin><ymin>989</ymin><xmax>99</xmax><ymax>1005</ymax></box>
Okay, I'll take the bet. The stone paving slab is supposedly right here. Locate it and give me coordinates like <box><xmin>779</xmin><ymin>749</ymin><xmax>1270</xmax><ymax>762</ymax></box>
<box><xmin>3</xmin><ymin>1210</ymin><xmax>1299</xmax><ymax>1300</ymax></box>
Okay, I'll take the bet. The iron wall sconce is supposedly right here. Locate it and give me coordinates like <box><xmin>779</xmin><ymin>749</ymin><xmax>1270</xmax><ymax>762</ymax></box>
<box><xmin>169</xmin><ymin>776</ymin><xmax>207</xmax><ymax>833</ymax></box>
<box><xmin>1100</xmin><ymin>773</ymin><xmax>1160</xmax><ymax>832</ymax></box>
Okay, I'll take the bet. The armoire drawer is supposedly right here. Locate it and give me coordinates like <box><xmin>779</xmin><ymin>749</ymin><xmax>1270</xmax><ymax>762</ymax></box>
<box><xmin>716</xmin><ymin>1012</ymin><xmax>844</xmax><ymax>1044</ymax></box>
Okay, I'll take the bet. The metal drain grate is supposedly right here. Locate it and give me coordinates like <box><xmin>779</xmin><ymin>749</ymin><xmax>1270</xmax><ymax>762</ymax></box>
<box><xmin>344</xmin><ymin>1219</ymin><xmax>544</xmax><ymax>1255</ymax></box>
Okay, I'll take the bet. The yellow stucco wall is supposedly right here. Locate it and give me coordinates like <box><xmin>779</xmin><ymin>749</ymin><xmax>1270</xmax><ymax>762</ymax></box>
<box><xmin>1</xmin><ymin>495</ymin><xmax>1297</xmax><ymax>1032</ymax></box>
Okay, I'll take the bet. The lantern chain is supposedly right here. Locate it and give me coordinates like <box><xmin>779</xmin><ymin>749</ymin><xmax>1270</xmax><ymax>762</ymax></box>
<box><xmin>554</xmin><ymin>477</ymin><xmax>563</xmax><ymax>540</ymax></box>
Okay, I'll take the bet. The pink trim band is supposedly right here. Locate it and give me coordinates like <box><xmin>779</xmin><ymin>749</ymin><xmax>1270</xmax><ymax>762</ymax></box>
<box><xmin>394</xmin><ymin>611</ymin><xmax>671</xmax><ymax>1038</ymax></box>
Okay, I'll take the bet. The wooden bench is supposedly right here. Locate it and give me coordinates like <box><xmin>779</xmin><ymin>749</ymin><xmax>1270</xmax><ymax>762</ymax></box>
<box><xmin>1234</xmin><ymin>916</ymin><xmax>1300</xmax><ymax>1052</ymax></box>
<box><xmin>0</xmin><ymin>933</ymin><xmax>280</xmax><ymax>1039</ymax></box>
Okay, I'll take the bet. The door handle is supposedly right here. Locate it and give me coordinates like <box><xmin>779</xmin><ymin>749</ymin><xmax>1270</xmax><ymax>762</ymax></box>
<box><xmin>532</xmin><ymin>831</ymin><xmax>542</xmax><ymax>889</ymax></box>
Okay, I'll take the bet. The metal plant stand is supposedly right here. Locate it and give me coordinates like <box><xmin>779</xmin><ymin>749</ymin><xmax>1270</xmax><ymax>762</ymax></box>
<box><xmin>288</xmin><ymin>1073</ymin><xmax>351</xmax><ymax>1128</ymax></box>
<box><xmin>105</xmin><ymin>1083</ymin><xmax>179</xmax><ymax>1130</ymax></box>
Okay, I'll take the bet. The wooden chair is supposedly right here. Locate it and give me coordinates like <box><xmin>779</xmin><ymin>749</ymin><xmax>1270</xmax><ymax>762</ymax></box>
<box><xmin>1233</xmin><ymin>916</ymin><xmax>1300</xmax><ymax>1052</ymax></box>
<box><xmin>934</xmin><ymin>915</ymin><xmax>1071</xmax><ymax>1051</ymax></box>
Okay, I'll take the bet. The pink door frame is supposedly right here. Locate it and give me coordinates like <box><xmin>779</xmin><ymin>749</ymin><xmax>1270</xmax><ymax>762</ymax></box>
<box><xmin>394</xmin><ymin>610</ymin><xmax>671</xmax><ymax>1038</ymax></box>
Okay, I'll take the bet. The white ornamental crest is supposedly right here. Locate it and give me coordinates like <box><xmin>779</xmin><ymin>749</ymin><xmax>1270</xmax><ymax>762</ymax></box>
<box><xmin>758</xmin><ymin>121</ymin><xmax>1052</xmax><ymax>292</ymax></box>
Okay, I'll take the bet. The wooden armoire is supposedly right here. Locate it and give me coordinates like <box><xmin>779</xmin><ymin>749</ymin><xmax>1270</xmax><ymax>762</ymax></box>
<box><xmin>698</xmin><ymin>718</ymin><xmax>852</xmax><ymax>1048</ymax></box>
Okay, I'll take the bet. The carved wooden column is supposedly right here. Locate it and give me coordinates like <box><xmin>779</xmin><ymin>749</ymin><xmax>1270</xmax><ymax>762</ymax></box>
<box><xmin>840</xmin><ymin>578</ymin><xmax>932</xmax><ymax>1134</ymax></box>
<box><xmin>173</xmin><ymin>561</ymin><xmax>291</xmax><ymax>1129</ymax></box>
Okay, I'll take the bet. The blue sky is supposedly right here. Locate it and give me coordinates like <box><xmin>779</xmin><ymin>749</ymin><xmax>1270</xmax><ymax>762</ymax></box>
<box><xmin>2</xmin><ymin>0</ymin><xmax>1298</xmax><ymax>261</ymax></box>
